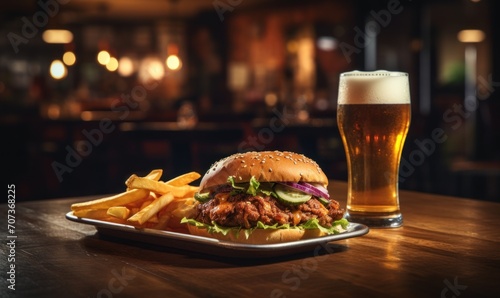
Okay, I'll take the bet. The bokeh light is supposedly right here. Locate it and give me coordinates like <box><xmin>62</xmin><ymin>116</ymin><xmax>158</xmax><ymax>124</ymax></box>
<box><xmin>118</xmin><ymin>57</ymin><xmax>135</xmax><ymax>76</ymax></box>
<box><xmin>139</xmin><ymin>57</ymin><xmax>165</xmax><ymax>82</ymax></box>
<box><xmin>106</xmin><ymin>57</ymin><xmax>119</xmax><ymax>71</ymax></box>
<box><xmin>42</xmin><ymin>30</ymin><xmax>73</xmax><ymax>44</ymax></box>
<box><xmin>97</xmin><ymin>50</ymin><xmax>111</xmax><ymax>65</ymax></box>
<box><xmin>50</xmin><ymin>60</ymin><xmax>67</xmax><ymax>79</ymax></box>
<box><xmin>62</xmin><ymin>51</ymin><xmax>76</xmax><ymax>66</ymax></box>
<box><xmin>166</xmin><ymin>55</ymin><xmax>182</xmax><ymax>71</ymax></box>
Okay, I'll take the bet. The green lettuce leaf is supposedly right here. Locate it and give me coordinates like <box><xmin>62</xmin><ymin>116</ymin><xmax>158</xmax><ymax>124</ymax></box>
<box><xmin>226</xmin><ymin>175</ymin><xmax>278</xmax><ymax>198</ymax></box>
<box><xmin>227</xmin><ymin>176</ymin><xmax>245</xmax><ymax>192</ymax></box>
<box><xmin>247</xmin><ymin>176</ymin><xmax>260</xmax><ymax>195</ymax></box>
<box><xmin>227</xmin><ymin>176</ymin><xmax>261</xmax><ymax>196</ymax></box>
<box><xmin>180</xmin><ymin>217</ymin><xmax>349</xmax><ymax>239</ymax></box>
<box><xmin>258</xmin><ymin>182</ymin><xmax>276</xmax><ymax>197</ymax></box>
<box><xmin>301</xmin><ymin>218</ymin><xmax>349</xmax><ymax>235</ymax></box>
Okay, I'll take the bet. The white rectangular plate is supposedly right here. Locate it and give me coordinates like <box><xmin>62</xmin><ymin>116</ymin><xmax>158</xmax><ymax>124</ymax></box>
<box><xmin>66</xmin><ymin>212</ymin><xmax>369</xmax><ymax>258</ymax></box>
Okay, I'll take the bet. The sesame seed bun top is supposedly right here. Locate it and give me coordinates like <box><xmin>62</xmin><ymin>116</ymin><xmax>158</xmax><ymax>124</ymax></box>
<box><xmin>199</xmin><ymin>151</ymin><xmax>328</xmax><ymax>192</ymax></box>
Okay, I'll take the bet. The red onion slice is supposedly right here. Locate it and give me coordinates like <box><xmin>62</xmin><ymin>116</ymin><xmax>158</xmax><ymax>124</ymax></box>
<box><xmin>280</xmin><ymin>182</ymin><xmax>330</xmax><ymax>200</ymax></box>
<box><xmin>311</xmin><ymin>183</ymin><xmax>329</xmax><ymax>197</ymax></box>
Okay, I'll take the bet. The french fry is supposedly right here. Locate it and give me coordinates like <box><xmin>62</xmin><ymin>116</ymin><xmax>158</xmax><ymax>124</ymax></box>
<box><xmin>107</xmin><ymin>206</ymin><xmax>130</xmax><ymax>219</ymax></box>
<box><xmin>127</xmin><ymin>193</ymin><xmax>175</xmax><ymax>225</ymax></box>
<box><xmin>71</xmin><ymin>188</ymin><xmax>149</xmax><ymax>211</ymax></box>
<box><xmin>125</xmin><ymin>176</ymin><xmax>199</xmax><ymax>197</ymax></box>
<box><xmin>153</xmin><ymin>212</ymin><xmax>171</xmax><ymax>230</ymax></box>
<box><xmin>73</xmin><ymin>209</ymin><xmax>128</xmax><ymax>224</ymax></box>
<box><xmin>165</xmin><ymin>171</ymin><xmax>201</xmax><ymax>186</ymax></box>
<box><xmin>70</xmin><ymin>170</ymin><xmax>201</xmax><ymax>231</ymax></box>
<box><xmin>146</xmin><ymin>215</ymin><xmax>159</xmax><ymax>223</ymax></box>
<box><xmin>144</xmin><ymin>169</ymin><xmax>163</xmax><ymax>181</ymax></box>
<box><xmin>176</xmin><ymin>187</ymin><xmax>199</xmax><ymax>199</ymax></box>
<box><xmin>124</xmin><ymin>193</ymin><xmax>153</xmax><ymax>209</ymax></box>
<box><xmin>125</xmin><ymin>169</ymin><xmax>163</xmax><ymax>191</ymax></box>
<box><xmin>170</xmin><ymin>197</ymin><xmax>198</xmax><ymax>218</ymax></box>
<box><xmin>73</xmin><ymin>208</ymin><xmax>109</xmax><ymax>219</ymax></box>
<box><xmin>140</xmin><ymin>199</ymin><xmax>154</xmax><ymax>210</ymax></box>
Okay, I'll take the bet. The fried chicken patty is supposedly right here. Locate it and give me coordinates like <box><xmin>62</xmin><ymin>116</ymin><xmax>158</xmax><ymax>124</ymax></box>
<box><xmin>194</xmin><ymin>190</ymin><xmax>345</xmax><ymax>229</ymax></box>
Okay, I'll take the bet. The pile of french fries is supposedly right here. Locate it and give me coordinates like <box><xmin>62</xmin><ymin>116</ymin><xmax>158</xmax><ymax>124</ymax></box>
<box><xmin>70</xmin><ymin>169</ymin><xmax>200</xmax><ymax>231</ymax></box>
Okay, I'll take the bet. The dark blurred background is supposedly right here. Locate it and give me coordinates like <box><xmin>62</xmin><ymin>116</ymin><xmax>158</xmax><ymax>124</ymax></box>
<box><xmin>1</xmin><ymin>0</ymin><xmax>499</xmax><ymax>202</ymax></box>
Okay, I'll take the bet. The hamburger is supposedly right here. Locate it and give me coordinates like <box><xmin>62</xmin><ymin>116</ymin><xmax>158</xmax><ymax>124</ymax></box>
<box><xmin>181</xmin><ymin>151</ymin><xmax>348</xmax><ymax>244</ymax></box>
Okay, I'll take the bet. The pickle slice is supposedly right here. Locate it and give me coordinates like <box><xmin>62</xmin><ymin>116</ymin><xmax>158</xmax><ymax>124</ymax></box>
<box><xmin>274</xmin><ymin>184</ymin><xmax>311</xmax><ymax>205</ymax></box>
<box><xmin>194</xmin><ymin>192</ymin><xmax>211</xmax><ymax>202</ymax></box>
<box><xmin>317</xmin><ymin>196</ymin><xmax>330</xmax><ymax>206</ymax></box>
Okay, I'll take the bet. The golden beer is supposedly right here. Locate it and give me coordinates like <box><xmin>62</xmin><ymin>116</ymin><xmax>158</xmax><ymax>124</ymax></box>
<box><xmin>337</xmin><ymin>71</ymin><xmax>411</xmax><ymax>227</ymax></box>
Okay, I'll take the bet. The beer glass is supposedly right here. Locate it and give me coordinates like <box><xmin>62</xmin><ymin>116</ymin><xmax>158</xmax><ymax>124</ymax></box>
<box><xmin>337</xmin><ymin>70</ymin><xmax>411</xmax><ymax>227</ymax></box>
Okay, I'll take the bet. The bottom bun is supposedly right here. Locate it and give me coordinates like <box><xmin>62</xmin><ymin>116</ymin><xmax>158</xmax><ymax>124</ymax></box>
<box><xmin>187</xmin><ymin>225</ymin><xmax>327</xmax><ymax>244</ymax></box>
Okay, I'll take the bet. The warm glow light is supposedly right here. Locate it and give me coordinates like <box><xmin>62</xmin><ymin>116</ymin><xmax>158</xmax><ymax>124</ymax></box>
<box><xmin>42</xmin><ymin>30</ymin><xmax>73</xmax><ymax>44</ymax></box>
<box><xmin>287</xmin><ymin>40</ymin><xmax>298</xmax><ymax>53</ymax></box>
<box><xmin>166</xmin><ymin>55</ymin><xmax>182</xmax><ymax>71</ymax></box>
<box><xmin>80</xmin><ymin>111</ymin><xmax>92</xmax><ymax>121</ymax></box>
<box><xmin>62</xmin><ymin>51</ymin><xmax>76</xmax><ymax>66</ymax></box>
<box><xmin>118</xmin><ymin>57</ymin><xmax>134</xmax><ymax>76</ymax></box>
<box><xmin>264</xmin><ymin>93</ymin><xmax>278</xmax><ymax>106</ymax></box>
<box><xmin>97</xmin><ymin>50</ymin><xmax>111</xmax><ymax>65</ymax></box>
<box><xmin>50</xmin><ymin>60</ymin><xmax>67</xmax><ymax>79</ymax></box>
<box><xmin>148</xmin><ymin>60</ymin><xmax>164</xmax><ymax>80</ymax></box>
<box><xmin>297</xmin><ymin>110</ymin><xmax>309</xmax><ymax>122</ymax></box>
<box><xmin>139</xmin><ymin>57</ymin><xmax>165</xmax><ymax>82</ymax></box>
<box><xmin>316</xmin><ymin>36</ymin><xmax>338</xmax><ymax>51</ymax></box>
<box><xmin>106</xmin><ymin>57</ymin><xmax>119</xmax><ymax>71</ymax></box>
<box><xmin>458</xmin><ymin>30</ymin><xmax>485</xmax><ymax>43</ymax></box>
<box><xmin>47</xmin><ymin>104</ymin><xmax>61</xmax><ymax>119</ymax></box>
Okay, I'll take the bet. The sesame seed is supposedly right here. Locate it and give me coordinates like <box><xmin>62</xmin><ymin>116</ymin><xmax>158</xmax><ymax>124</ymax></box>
<box><xmin>269</xmin><ymin>168</ymin><xmax>273</xmax><ymax>172</ymax></box>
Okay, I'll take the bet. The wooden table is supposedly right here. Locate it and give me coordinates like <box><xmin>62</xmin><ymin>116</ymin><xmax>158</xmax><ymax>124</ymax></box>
<box><xmin>2</xmin><ymin>182</ymin><xmax>499</xmax><ymax>297</ymax></box>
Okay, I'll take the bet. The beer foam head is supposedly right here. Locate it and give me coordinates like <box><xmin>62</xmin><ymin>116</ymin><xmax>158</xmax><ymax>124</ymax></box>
<box><xmin>338</xmin><ymin>70</ymin><xmax>410</xmax><ymax>104</ymax></box>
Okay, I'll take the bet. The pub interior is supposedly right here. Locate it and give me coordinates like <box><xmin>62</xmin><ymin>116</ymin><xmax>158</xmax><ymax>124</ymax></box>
<box><xmin>1</xmin><ymin>0</ymin><xmax>499</xmax><ymax>202</ymax></box>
